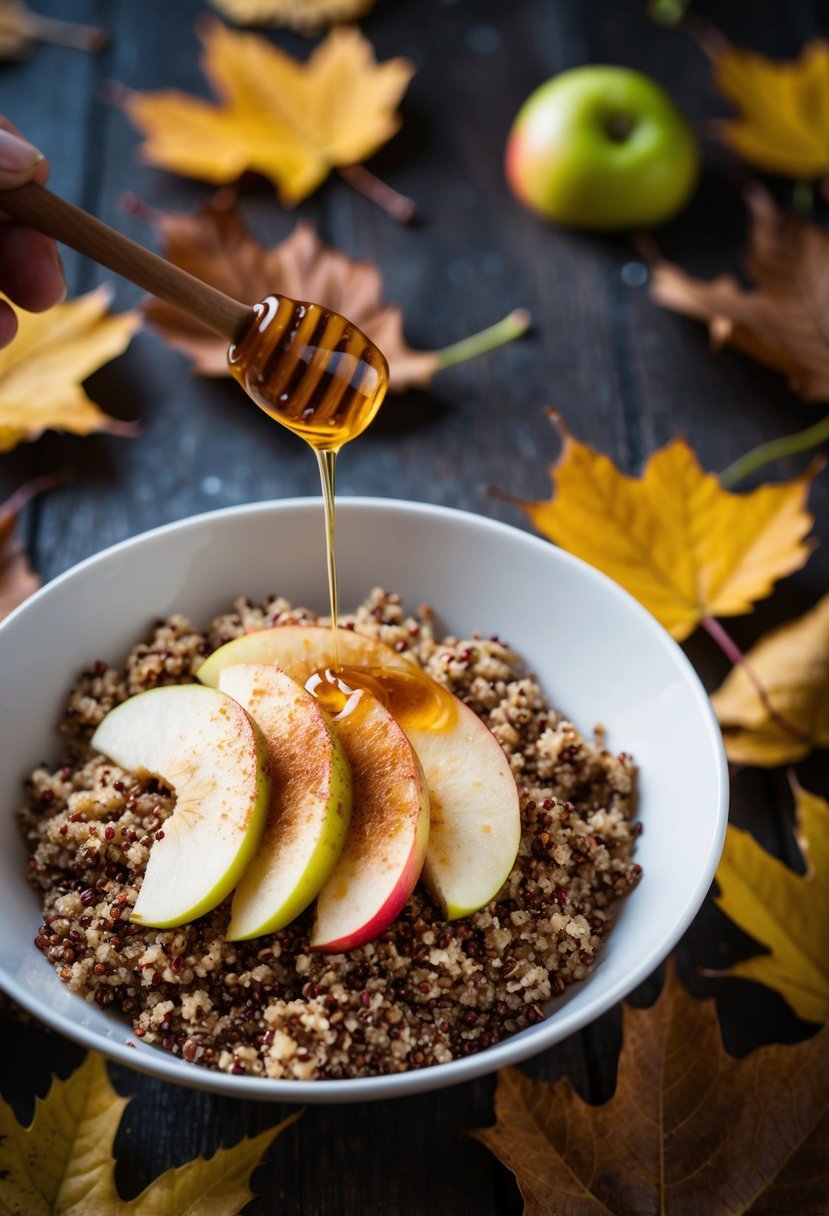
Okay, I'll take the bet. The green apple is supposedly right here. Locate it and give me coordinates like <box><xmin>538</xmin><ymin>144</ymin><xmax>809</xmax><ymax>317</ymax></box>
<box><xmin>90</xmin><ymin>685</ymin><xmax>269</xmax><ymax>928</ymax></box>
<box><xmin>217</xmin><ymin>663</ymin><xmax>352</xmax><ymax>940</ymax></box>
<box><xmin>311</xmin><ymin>686</ymin><xmax>430</xmax><ymax>953</ymax></box>
<box><xmin>196</xmin><ymin>623</ymin><xmax>415</xmax><ymax>689</ymax></box>
<box><xmin>505</xmin><ymin>65</ymin><xmax>699</xmax><ymax>230</ymax></box>
<box><xmin>202</xmin><ymin>626</ymin><xmax>521</xmax><ymax>921</ymax></box>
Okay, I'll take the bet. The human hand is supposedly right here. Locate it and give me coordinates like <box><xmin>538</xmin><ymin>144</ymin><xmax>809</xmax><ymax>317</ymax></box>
<box><xmin>0</xmin><ymin>119</ymin><xmax>66</xmax><ymax>346</ymax></box>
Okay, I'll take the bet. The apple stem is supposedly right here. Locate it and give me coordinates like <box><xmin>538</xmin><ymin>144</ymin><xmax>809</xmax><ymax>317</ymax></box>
<box><xmin>337</xmin><ymin>165</ymin><xmax>418</xmax><ymax>226</ymax></box>
<box><xmin>700</xmin><ymin>616</ymin><xmax>810</xmax><ymax>742</ymax></box>
<box><xmin>435</xmin><ymin>309</ymin><xmax>531</xmax><ymax>372</ymax></box>
<box><xmin>719</xmin><ymin>413</ymin><xmax>829</xmax><ymax>488</ymax></box>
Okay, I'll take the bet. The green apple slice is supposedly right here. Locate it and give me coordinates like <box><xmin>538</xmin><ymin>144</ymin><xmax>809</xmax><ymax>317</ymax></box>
<box><xmin>217</xmin><ymin>663</ymin><xmax>352</xmax><ymax>940</ymax></box>
<box><xmin>196</xmin><ymin>623</ymin><xmax>414</xmax><ymax>689</ymax></box>
<box><xmin>90</xmin><ymin>685</ymin><xmax>269</xmax><ymax>929</ymax></box>
<box><xmin>200</xmin><ymin>625</ymin><xmax>520</xmax><ymax>921</ymax></box>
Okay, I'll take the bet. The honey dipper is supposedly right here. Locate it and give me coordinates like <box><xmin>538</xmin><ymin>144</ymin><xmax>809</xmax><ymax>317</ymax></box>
<box><xmin>0</xmin><ymin>183</ymin><xmax>390</xmax><ymax>448</ymax></box>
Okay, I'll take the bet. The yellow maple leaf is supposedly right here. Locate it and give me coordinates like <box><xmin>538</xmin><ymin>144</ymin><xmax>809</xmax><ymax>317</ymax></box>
<box><xmin>710</xmin><ymin>34</ymin><xmax>829</xmax><ymax>179</ymax></box>
<box><xmin>506</xmin><ymin>412</ymin><xmax>820</xmax><ymax>642</ymax></box>
<box><xmin>713</xmin><ymin>783</ymin><xmax>829</xmax><ymax>1024</ymax></box>
<box><xmin>0</xmin><ymin>285</ymin><xmax>139</xmax><ymax>451</ymax></box>
<box><xmin>711</xmin><ymin>593</ymin><xmax>829</xmax><ymax>766</ymax></box>
<box><xmin>120</xmin><ymin>19</ymin><xmax>414</xmax><ymax>206</ymax></box>
<box><xmin>209</xmin><ymin>0</ymin><xmax>375</xmax><ymax>35</ymax></box>
<box><xmin>0</xmin><ymin>1052</ymin><xmax>300</xmax><ymax>1214</ymax></box>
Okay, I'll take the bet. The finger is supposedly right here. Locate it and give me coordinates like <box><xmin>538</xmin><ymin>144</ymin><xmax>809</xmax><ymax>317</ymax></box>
<box><xmin>0</xmin><ymin>222</ymin><xmax>65</xmax><ymax>311</ymax></box>
<box><xmin>0</xmin><ymin>298</ymin><xmax>18</xmax><ymax>346</ymax></box>
<box><xmin>0</xmin><ymin>126</ymin><xmax>44</xmax><ymax>189</ymax></box>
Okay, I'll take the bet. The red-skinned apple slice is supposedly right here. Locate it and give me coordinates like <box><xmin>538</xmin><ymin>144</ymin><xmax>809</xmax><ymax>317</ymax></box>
<box><xmin>198</xmin><ymin>625</ymin><xmax>520</xmax><ymax>921</ymax></box>
<box><xmin>217</xmin><ymin>664</ymin><xmax>352</xmax><ymax>941</ymax></box>
<box><xmin>311</xmin><ymin>688</ymin><xmax>429</xmax><ymax>953</ymax></box>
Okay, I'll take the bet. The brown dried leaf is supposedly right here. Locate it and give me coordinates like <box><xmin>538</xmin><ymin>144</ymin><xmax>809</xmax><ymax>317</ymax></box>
<box><xmin>649</xmin><ymin>185</ymin><xmax>829</xmax><ymax>403</ymax></box>
<box><xmin>209</xmin><ymin>0</ymin><xmax>375</xmax><ymax>35</ymax></box>
<box><xmin>469</xmin><ymin>966</ymin><xmax>829</xmax><ymax>1215</ymax></box>
<box><xmin>0</xmin><ymin>474</ymin><xmax>57</xmax><ymax>622</ymax></box>
<box><xmin>139</xmin><ymin>195</ymin><xmax>438</xmax><ymax>389</ymax></box>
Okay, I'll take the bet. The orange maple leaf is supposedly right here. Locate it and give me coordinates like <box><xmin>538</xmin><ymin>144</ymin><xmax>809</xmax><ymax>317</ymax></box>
<box><xmin>501</xmin><ymin>412</ymin><xmax>821</xmax><ymax>642</ymax></box>
<box><xmin>118</xmin><ymin>20</ymin><xmax>415</xmax><ymax>206</ymax></box>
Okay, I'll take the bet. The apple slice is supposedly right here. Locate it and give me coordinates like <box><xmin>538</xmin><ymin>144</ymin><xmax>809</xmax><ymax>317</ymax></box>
<box><xmin>196</xmin><ymin>623</ymin><xmax>414</xmax><ymax>689</ymax></box>
<box><xmin>200</xmin><ymin>625</ymin><xmax>521</xmax><ymax>921</ymax></box>
<box><xmin>311</xmin><ymin>688</ymin><xmax>429</xmax><ymax>953</ymax></box>
<box><xmin>90</xmin><ymin>685</ymin><xmax>269</xmax><ymax>929</ymax></box>
<box><xmin>217</xmin><ymin>663</ymin><xmax>352</xmax><ymax>940</ymax></box>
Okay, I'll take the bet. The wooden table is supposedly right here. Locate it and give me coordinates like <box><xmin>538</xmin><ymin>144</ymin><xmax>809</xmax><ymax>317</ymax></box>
<box><xmin>3</xmin><ymin>1</ymin><xmax>827</xmax><ymax>1211</ymax></box>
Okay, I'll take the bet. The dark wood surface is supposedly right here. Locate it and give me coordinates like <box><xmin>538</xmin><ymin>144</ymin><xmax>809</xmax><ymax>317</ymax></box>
<box><xmin>2</xmin><ymin>1</ymin><xmax>828</xmax><ymax>1211</ymax></box>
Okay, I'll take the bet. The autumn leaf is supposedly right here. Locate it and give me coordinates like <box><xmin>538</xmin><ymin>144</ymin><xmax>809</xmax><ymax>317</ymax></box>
<box><xmin>703</xmin><ymin>26</ymin><xmax>829</xmax><ymax>180</ymax></box>
<box><xmin>0</xmin><ymin>474</ymin><xmax>57</xmax><ymax>622</ymax></box>
<box><xmin>118</xmin><ymin>20</ymin><xmax>414</xmax><ymax>208</ymax></box>
<box><xmin>648</xmin><ymin>185</ymin><xmax>829</xmax><ymax>404</ymax></box>
<box><xmin>711</xmin><ymin>594</ymin><xmax>829</xmax><ymax>766</ymax></box>
<box><xmin>713</xmin><ymin>783</ymin><xmax>829</xmax><ymax>1024</ymax></box>
<box><xmin>500</xmin><ymin>411</ymin><xmax>820</xmax><ymax>642</ymax></box>
<box><xmin>469</xmin><ymin>966</ymin><xmax>829</xmax><ymax>1215</ymax></box>
<box><xmin>0</xmin><ymin>0</ymin><xmax>106</xmax><ymax>60</ymax></box>
<box><xmin>133</xmin><ymin>194</ymin><xmax>529</xmax><ymax>390</ymax></box>
<box><xmin>0</xmin><ymin>286</ymin><xmax>140</xmax><ymax>452</ymax></box>
<box><xmin>209</xmin><ymin>0</ymin><xmax>375</xmax><ymax>35</ymax></box>
<box><xmin>0</xmin><ymin>1051</ymin><xmax>301</xmax><ymax>1214</ymax></box>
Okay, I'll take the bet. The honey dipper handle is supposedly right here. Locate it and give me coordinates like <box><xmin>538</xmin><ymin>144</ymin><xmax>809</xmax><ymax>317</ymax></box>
<box><xmin>0</xmin><ymin>183</ymin><xmax>252</xmax><ymax>344</ymax></box>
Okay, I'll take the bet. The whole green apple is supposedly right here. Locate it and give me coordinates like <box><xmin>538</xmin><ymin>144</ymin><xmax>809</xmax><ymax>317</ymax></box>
<box><xmin>506</xmin><ymin>66</ymin><xmax>699</xmax><ymax>230</ymax></box>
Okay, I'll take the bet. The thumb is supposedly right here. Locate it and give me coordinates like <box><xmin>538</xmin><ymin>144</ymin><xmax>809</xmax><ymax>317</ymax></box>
<box><xmin>0</xmin><ymin>128</ymin><xmax>43</xmax><ymax>188</ymax></box>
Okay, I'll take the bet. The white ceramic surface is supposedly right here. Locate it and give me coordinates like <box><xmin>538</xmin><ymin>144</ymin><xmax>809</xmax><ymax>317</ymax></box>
<box><xmin>0</xmin><ymin>498</ymin><xmax>728</xmax><ymax>1103</ymax></box>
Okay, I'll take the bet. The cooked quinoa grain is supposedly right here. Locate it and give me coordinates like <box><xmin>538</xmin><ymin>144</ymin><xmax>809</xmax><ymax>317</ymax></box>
<box><xmin>22</xmin><ymin>590</ymin><xmax>639</xmax><ymax>1080</ymax></box>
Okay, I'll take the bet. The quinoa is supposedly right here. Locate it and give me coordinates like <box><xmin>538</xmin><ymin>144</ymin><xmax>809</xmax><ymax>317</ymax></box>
<box><xmin>21</xmin><ymin>589</ymin><xmax>639</xmax><ymax>1080</ymax></box>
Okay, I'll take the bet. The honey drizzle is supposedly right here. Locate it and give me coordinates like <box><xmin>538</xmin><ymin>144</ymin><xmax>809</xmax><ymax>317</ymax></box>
<box><xmin>306</xmin><ymin>665</ymin><xmax>456</xmax><ymax>733</ymax></box>
<box><xmin>229</xmin><ymin>295</ymin><xmax>390</xmax><ymax>660</ymax></box>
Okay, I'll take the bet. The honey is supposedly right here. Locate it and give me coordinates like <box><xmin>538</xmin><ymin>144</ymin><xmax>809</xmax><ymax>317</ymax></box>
<box><xmin>306</xmin><ymin>666</ymin><xmax>456</xmax><ymax>732</ymax></box>
<box><xmin>229</xmin><ymin>295</ymin><xmax>390</xmax><ymax>668</ymax></box>
<box><xmin>229</xmin><ymin>294</ymin><xmax>453</xmax><ymax>735</ymax></box>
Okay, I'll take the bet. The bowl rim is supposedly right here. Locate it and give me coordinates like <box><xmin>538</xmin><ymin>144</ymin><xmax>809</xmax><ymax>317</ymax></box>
<box><xmin>0</xmin><ymin>496</ymin><xmax>729</xmax><ymax>1104</ymax></box>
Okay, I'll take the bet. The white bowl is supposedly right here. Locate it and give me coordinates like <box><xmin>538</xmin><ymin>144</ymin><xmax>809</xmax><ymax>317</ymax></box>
<box><xmin>0</xmin><ymin>498</ymin><xmax>728</xmax><ymax>1103</ymax></box>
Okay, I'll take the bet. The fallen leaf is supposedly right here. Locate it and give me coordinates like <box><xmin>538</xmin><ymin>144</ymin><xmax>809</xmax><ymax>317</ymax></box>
<box><xmin>0</xmin><ymin>286</ymin><xmax>140</xmax><ymax>451</ymax></box>
<box><xmin>119</xmin><ymin>19</ymin><xmax>414</xmax><ymax>206</ymax></box>
<box><xmin>711</xmin><ymin>594</ymin><xmax>829</xmax><ymax>765</ymax></box>
<box><xmin>469</xmin><ymin>966</ymin><xmax>829</xmax><ymax>1215</ymax></box>
<box><xmin>713</xmin><ymin>784</ymin><xmax>829</xmax><ymax>1024</ymax></box>
<box><xmin>705</xmin><ymin>30</ymin><xmax>829</xmax><ymax>179</ymax></box>
<box><xmin>209</xmin><ymin>0</ymin><xmax>375</xmax><ymax>35</ymax></box>
<box><xmin>0</xmin><ymin>474</ymin><xmax>57</xmax><ymax>621</ymax></box>
<box><xmin>135</xmin><ymin>195</ymin><xmax>528</xmax><ymax>390</ymax></box>
<box><xmin>502</xmin><ymin>411</ymin><xmax>820</xmax><ymax>642</ymax></box>
<box><xmin>648</xmin><ymin>185</ymin><xmax>829</xmax><ymax>404</ymax></box>
<box><xmin>0</xmin><ymin>0</ymin><xmax>106</xmax><ymax>59</ymax></box>
<box><xmin>0</xmin><ymin>1051</ymin><xmax>301</xmax><ymax>1214</ymax></box>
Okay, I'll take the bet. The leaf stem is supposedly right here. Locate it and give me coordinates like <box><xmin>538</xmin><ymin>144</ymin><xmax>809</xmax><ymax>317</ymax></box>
<box><xmin>435</xmin><ymin>309</ymin><xmax>531</xmax><ymax>371</ymax></box>
<box><xmin>700</xmin><ymin>616</ymin><xmax>810</xmax><ymax>742</ymax></box>
<box><xmin>26</xmin><ymin>12</ymin><xmax>107</xmax><ymax>52</ymax></box>
<box><xmin>337</xmin><ymin>165</ymin><xmax>418</xmax><ymax>226</ymax></box>
<box><xmin>719</xmin><ymin>413</ymin><xmax>829</xmax><ymax>488</ymax></box>
<box><xmin>0</xmin><ymin>473</ymin><xmax>62</xmax><ymax>522</ymax></box>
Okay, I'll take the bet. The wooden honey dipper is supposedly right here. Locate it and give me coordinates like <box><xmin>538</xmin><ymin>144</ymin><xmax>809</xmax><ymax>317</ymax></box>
<box><xmin>0</xmin><ymin>183</ymin><xmax>390</xmax><ymax>450</ymax></box>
